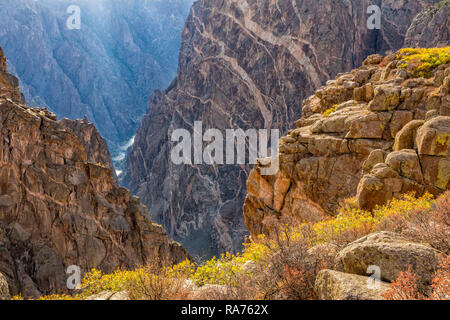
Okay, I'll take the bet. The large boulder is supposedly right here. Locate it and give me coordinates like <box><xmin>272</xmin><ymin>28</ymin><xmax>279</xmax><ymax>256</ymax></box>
<box><xmin>368</xmin><ymin>85</ymin><xmax>401</xmax><ymax>111</ymax></box>
<box><xmin>356</xmin><ymin>164</ymin><xmax>406</xmax><ymax>211</ymax></box>
<box><xmin>416</xmin><ymin>116</ymin><xmax>450</xmax><ymax>157</ymax></box>
<box><xmin>420</xmin><ymin>155</ymin><xmax>450</xmax><ymax>190</ymax></box>
<box><xmin>393</xmin><ymin>120</ymin><xmax>425</xmax><ymax>151</ymax></box>
<box><xmin>314</xmin><ymin>269</ymin><xmax>390</xmax><ymax>300</ymax></box>
<box><xmin>335</xmin><ymin>232</ymin><xmax>440</xmax><ymax>287</ymax></box>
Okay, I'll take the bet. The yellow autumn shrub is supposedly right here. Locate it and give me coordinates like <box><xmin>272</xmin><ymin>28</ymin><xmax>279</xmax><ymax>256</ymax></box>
<box><xmin>18</xmin><ymin>192</ymin><xmax>441</xmax><ymax>300</ymax></box>
<box><xmin>397</xmin><ymin>47</ymin><xmax>450</xmax><ymax>78</ymax></box>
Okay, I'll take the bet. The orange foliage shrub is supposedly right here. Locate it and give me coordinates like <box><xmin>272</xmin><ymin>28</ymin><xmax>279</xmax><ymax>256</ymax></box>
<box><xmin>384</xmin><ymin>254</ymin><xmax>449</xmax><ymax>300</ymax></box>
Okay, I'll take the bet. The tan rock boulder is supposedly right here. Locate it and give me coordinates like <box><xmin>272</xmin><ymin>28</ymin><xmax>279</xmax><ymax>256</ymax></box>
<box><xmin>244</xmin><ymin>49</ymin><xmax>448</xmax><ymax>240</ymax></box>
<box><xmin>314</xmin><ymin>269</ymin><xmax>390</xmax><ymax>300</ymax></box>
<box><xmin>335</xmin><ymin>232</ymin><xmax>439</xmax><ymax>287</ymax></box>
<box><xmin>363</xmin><ymin>54</ymin><xmax>383</xmax><ymax>66</ymax></box>
<box><xmin>345</xmin><ymin>112</ymin><xmax>392</xmax><ymax>139</ymax></box>
<box><xmin>420</xmin><ymin>155</ymin><xmax>450</xmax><ymax>191</ymax></box>
<box><xmin>416</xmin><ymin>116</ymin><xmax>450</xmax><ymax>157</ymax></box>
<box><xmin>385</xmin><ymin>150</ymin><xmax>423</xmax><ymax>183</ymax></box>
<box><xmin>362</xmin><ymin>149</ymin><xmax>386</xmax><ymax>174</ymax></box>
<box><xmin>85</xmin><ymin>291</ymin><xmax>129</xmax><ymax>300</ymax></box>
<box><xmin>357</xmin><ymin>164</ymin><xmax>404</xmax><ymax>210</ymax></box>
<box><xmin>368</xmin><ymin>85</ymin><xmax>401</xmax><ymax>111</ymax></box>
<box><xmin>393</xmin><ymin>120</ymin><xmax>425</xmax><ymax>151</ymax></box>
<box><xmin>0</xmin><ymin>272</ymin><xmax>10</xmax><ymax>300</ymax></box>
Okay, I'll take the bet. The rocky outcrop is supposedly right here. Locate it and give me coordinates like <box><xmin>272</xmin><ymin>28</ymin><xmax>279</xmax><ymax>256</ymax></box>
<box><xmin>357</xmin><ymin>115</ymin><xmax>449</xmax><ymax>211</ymax></box>
<box><xmin>0</xmin><ymin>272</ymin><xmax>10</xmax><ymax>300</ymax></box>
<box><xmin>0</xmin><ymin>49</ymin><xmax>188</xmax><ymax>298</ymax></box>
<box><xmin>124</xmin><ymin>0</ymin><xmax>436</xmax><ymax>257</ymax></box>
<box><xmin>0</xmin><ymin>47</ymin><xmax>23</xmax><ymax>105</ymax></box>
<box><xmin>244</xmin><ymin>48</ymin><xmax>450</xmax><ymax>239</ymax></box>
<box><xmin>61</xmin><ymin>117</ymin><xmax>117</xmax><ymax>181</ymax></box>
<box><xmin>334</xmin><ymin>232</ymin><xmax>440</xmax><ymax>287</ymax></box>
<box><xmin>0</xmin><ymin>0</ymin><xmax>193</xmax><ymax>156</ymax></box>
<box><xmin>314</xmin><ymin>269</ymin><xmax>390</xmax><ymax>300</ymax></box>
<box><xmin>405</xmin><ymin>0</ymin><xmax>450</xmax><ymax>48</ymax></box>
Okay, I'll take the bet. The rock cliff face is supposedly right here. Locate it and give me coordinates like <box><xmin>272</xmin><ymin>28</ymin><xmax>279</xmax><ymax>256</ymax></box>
<box><xmin>0</xmin><ymin>0</ymin><xmax>193</xmax><ymax>156</ymax></box>
<box><xmin>244</xmin><ymin>49</ymin><xmax>449</xmax><ymax>239</ymax></box>
<box><xmin>124</xmin><ymin>0</ymin><xmax>438</xmax><ymax>257</ymax></box>
<box><xmin>61</xmin><ymin>117</ymin><xmax>118</xmax><ymax>182</ymax></box>
<box><xmin>0</xmin><ymin>49</ymin><xmax>188</xmax><ymax>298</ymax></box>
<box><xmin>404</xmin><ymin>0</ymin><xmax>450</xmax><ymax>48</ymax></box>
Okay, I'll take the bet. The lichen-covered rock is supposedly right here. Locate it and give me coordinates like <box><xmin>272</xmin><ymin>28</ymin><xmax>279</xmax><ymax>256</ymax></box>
<box><xmin>123</xmin><ymin>0</ymin><xmax>437</xmax><ymax>256</ymax></box>
<box><xmin>85</xmin><ymin>291</ymin><xmax>130</xmax><ymax>300</ymax></box>
<box><xmin>393</xmin><ymin>120</ymin><xmax>425</xmax><ymax>151</ymax></box>
<box><xmin>314</xmin><ymin>269</ymin><xmax>390</xmax><ymax>300</ymax></box>
<box><xmin>358</xmin><ymin>115</ymin><xmax>449</xmax><ymax>210</ymax></box>
<box><xmin>306</xmin><ymin>243</ymin><xmax>340</xmax><ymax>268</ymax></box>
<box><xmin>335</xmin><ymin>232</ymin><xmax>440</xmax><ymax>287</ymax></box>
<box><xmin>416</xmin><ymin>116</ymin><xmax>450</xmax><ymax>157</ymax></box>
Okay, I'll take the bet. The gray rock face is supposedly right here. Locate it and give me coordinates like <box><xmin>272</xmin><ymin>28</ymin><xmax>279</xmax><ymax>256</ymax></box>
<box><xmin>0</xmin><ymin>0</ymin><xmax>193</xmax><ymax>155</ymax></box>
<box><xmin>123</xmin><ymin>0</ymin><xmax>437</xmax><ymax>257</ymax></box>
<box><xmin>404</xmin><ymin>0</ymin><xmax>450</xmax><ymax>48</ymax></box>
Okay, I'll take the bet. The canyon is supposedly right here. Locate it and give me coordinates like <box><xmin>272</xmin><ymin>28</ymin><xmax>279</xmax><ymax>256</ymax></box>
<box><xmin>0</xmin><ymin>0</ymin><xmax>448</xmax><ymax>300</ymax></box>
<box><xmin>0</xmin><ymin>0</ymin><xmax>194</xmax><ymax>159</ymax></box>
<box><xmin>123</xmin><ymin>0</ymin><xmax>444</xmax><ymax>257</ymax></box>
